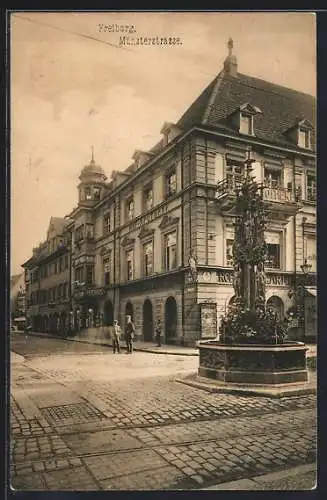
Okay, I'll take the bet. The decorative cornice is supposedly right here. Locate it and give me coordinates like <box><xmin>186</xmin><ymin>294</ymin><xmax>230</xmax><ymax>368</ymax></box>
<box><xmin>138</xmin><ymin>227</ymin><xmax>155</xmax><ymax>240</ymax></box>
<box><xmin>158</xmin><ymin>214</ymin><xmax>179</xmax><ymax>230</ymax></box>
<box><xmin>121</xmin><ymin>236</ymin><xmax>135</xmax><ymax>247</ymax></box>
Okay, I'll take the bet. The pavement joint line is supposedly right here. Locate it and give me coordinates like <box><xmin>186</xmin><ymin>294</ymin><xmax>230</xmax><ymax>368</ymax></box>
<box><xmin>12</xmin><ymin>425</ymin><xmax>316</xmax><ymax>465</ymax></box>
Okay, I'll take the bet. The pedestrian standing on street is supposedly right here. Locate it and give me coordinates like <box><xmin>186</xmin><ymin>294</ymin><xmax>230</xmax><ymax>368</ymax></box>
<box><xmin>112</xmin><ymin>320</ymin><xmax>121</xmax><ymax>354</ymax></box>
<box><xmin>155</xmin><ymin>319</ymin><xmax>162</xmax><ymax>347</ymax></box>
<box><xmin>124</xmin><ymin>315</ymin><xmax>135</xmax><ymax>354</ymax></box>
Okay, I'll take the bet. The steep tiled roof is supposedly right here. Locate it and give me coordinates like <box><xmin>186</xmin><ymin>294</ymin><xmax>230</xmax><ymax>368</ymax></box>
<box><xmin>177</xmin><ymin>71</ymin><xmax>316</xmax><ymax>150</ymax></box>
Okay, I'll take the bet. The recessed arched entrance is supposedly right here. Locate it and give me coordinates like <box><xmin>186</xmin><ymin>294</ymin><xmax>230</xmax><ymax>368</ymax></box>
<box><xmin>143</xmin><ymin>299</ymin><xmax>153</xmax><ymax>342</ymax></box>
<box><xmin>125</xmin><ymin>301</ymin><xmax>134</xmax><ymax>321</ymax></box>
<box><xmin>165</xmin><ymin>296</ymin><xmax>178</xmax><ymax>344</ymax></box>
<box><xmin>266</xmin><ymin>296</ymin><xmax>284</xmax><ymax>322</ymax></box>
<box><xmin>104</xmin><ymin>300</ymin><xmax>114</xmax><ymax>326</ymax></box>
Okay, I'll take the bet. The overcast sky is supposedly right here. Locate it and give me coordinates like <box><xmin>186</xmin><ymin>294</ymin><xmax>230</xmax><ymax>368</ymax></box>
<box><xmin>10</xmin><ymin>11</ymin><xmax>316</xmax><ymax>275</ymax></box>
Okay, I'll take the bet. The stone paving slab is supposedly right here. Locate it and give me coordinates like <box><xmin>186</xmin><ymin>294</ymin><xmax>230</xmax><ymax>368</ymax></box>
<box><xmin>9</xmin><ymin>336</ymin><xmax>317</xmax><ymax>491</ymax></box>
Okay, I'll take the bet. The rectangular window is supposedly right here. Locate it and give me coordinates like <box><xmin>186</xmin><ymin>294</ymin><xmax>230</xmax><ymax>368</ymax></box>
<box><xmin>240</xmin><ymin>114</ymin><xmax>253</xmax><ymax>135</ymax></box>
<box><xmin>86</xmin><ymin>264</ymin><xmax>94</xmax><ymax>285</ymax></box>
<box><xmin>143</xmin><ymin>184</ymin><xmax>153</xmax><ymax>212</ymax></box>
<box><xmin>86</xmin><ymin>224</ymin><xmax>94</xmax><ymax>240</ymax></box>
<box><xmin>226</xmin><ymin>239</ymin><xmax>234</xmax><ymax>267</ymax></box>
<box><xmin>93</xmin><ymin>187</ymin><xmax>101</xmax><ymax>201</ymax></box>
<box><xmin>54</xmin><ymin>261</ymin><xmax>58</xmax><ymax>274</ymax></box>
<box><xmin>65</xmin><ymin>255</ymin><xmax>69</xmax><ymax>270</ymax></box>
<box><xmin>143</xmin><ymin>241</ymin><xmax>153</xmax><ymax>276</ymax></box>
<box><xmin>75</xmin><ymin>225</ymin><xmax>84</xmax><ymax>242</ymax></box>
<box><xmin>164</xmin><ymin>232</ymin><xmax>177</xmax><ymax>270</ymax></box>
<box><xmin>306</xmin><ymin>237</ymin><xmax>316</xmax><ymax>273</ymax></box>
<box><xmin>75</xmin><ymin>266</ymin><xmax>84</xmax><ymax>283</ymax></box>
<box><xmin>265</xmin><ymin>244</ymin><xmax>281</xmax><ymax>269</ymax></box>
<box><xmin>165</xmin><ymin>170</ymin><xmax>177</xmax><ymax>198</ymax></box>
<box><xmin>103</xmin><ymin>253</ymin><xmax>112</xmax><ymax>286</ymax></box>
<box><xmin>126</xmin><ymin>197</ymin><xmax>134</xmax><ymax>221</ymax></box>
<box><xmin>126</xmin><ymin>249</ymin><xmax>134</xmax><ymax>281</ymax></box>
<box><xmin>306</xmin><ymin>174</ymin><xmax>316</xmax><ymax>202</ymax></box>
<box><xmin>103</xmin><ymin>213</ymin><xmax>111</xmax><ymax>234</ymax></box>
<box><xmin>298</xmin><ymin>129</ymin><xmax>310</xmax><ymax>149</ymax></box>
<box><xmin>226</xmin><ymin>163</ymin><xmax>242</xmax><ymax>188</ymax></box>
<box><xmin>84</xmin><ymin>187</ymin><xmax>92</xmax><ymax>200</ymax></box>
<box><xmin>264</xmin><ymin>168</ymin><xmax>282</xmax><ymax>188</ymax></box>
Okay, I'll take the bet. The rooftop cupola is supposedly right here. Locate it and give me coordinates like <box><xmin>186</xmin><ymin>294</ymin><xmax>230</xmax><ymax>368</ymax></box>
<box><xmin>78</xmin><ymin>147</ymin><xmax>107</xmax><ymax>205</ymax></box>
<box><xmin>223</xmin><ymin>37</ymin><xmax>238</xmax><ymax>77</ymax></box>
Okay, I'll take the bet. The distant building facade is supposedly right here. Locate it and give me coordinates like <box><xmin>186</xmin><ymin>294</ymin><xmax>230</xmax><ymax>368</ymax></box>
<box><xmin>10</xmin><ymin>273</ymin><xmax>26</xmax><ymax>319</ymax></box>
<box><xmin>22</xmin><ymin>41</ymin><xmax>316</xmax><ymax>344</ymax></box>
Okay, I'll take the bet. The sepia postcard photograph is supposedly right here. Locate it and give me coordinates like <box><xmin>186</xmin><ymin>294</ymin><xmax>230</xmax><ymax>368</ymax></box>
<box><xmin>9</xmin><ymin>11</ymin><xmax>317</xmax><ymax>491</ymax></box>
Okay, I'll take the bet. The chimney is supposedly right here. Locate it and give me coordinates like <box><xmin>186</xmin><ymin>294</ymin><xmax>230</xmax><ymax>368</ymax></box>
<box><xmin>223</xmin><ymin>37</ymin><xmax>238</xmax><ymax>77</ymax></box>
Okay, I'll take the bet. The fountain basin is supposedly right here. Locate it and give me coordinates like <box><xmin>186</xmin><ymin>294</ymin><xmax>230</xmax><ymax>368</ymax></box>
<box><xmin>197</xmin><ymin>341</ymin><xmax>308</xmax><ymax>385</ymax></box>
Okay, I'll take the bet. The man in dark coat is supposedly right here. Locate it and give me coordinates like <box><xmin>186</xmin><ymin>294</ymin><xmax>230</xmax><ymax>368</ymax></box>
<box><xmin>124</xmin><ymin>315</ymin><xmax>135</xmax><ymax>353</ymax></box>
<box><xmin>155</xmin><ymin>319</ymin><xmax>162</xmax><ymax>347</ymax></box>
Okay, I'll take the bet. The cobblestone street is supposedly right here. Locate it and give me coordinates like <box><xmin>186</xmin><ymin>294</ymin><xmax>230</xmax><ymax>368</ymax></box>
<box><xmin>10</xmin><ymin>333</ymin><xmax>317</xmax><ymax>491</ymax></box>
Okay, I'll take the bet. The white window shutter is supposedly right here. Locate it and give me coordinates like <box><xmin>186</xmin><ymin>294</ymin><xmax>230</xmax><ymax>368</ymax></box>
<box><xmin>215</xmin><ymin>153</ymin><xmax>225</xmax><ymax>184</ymax></box>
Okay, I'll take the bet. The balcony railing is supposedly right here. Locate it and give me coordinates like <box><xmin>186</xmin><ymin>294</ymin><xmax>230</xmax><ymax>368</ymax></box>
<box><xmin>216</xmin><ymin>177</ymin><xmax>297</xmax><ymax>204</ymax></box>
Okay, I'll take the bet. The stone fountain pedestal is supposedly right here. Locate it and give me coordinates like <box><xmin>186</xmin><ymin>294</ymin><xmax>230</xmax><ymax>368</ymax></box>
<box><xmin>177</xmin><ymin>340</ymin><xmax>315</xmax><ymax>398</ymax></box>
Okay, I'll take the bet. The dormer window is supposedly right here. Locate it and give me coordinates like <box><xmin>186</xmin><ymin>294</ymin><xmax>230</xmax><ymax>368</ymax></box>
<box><xmin>240</xmin><ymin>113</ymin><xmax>253</xmax><ymax>135</ymax></box>
<box><xmin>286</xmin><ymin>119</ymin><xmax>313</xmax><ymax>149</ymax></box>
<box><xmin>236</xmin><ymin>103</ymin><xmax>262</xmax><ymax>136</ymax></box>
<box><xmin>298</xmin><ymin>128</ymin><xmax>311</xmax><ymax>149</ymax></box>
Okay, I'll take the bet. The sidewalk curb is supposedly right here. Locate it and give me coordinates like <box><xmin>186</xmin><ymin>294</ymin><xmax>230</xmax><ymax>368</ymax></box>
<box><xmin>15</xmin><ymin>331</ymin><xmax>199</xmax><ymax>356</ymax></box>
<box><xmin>200</xmin><ymin>463</ymin><xmax>316</xmax><ymax>490</ymax></box>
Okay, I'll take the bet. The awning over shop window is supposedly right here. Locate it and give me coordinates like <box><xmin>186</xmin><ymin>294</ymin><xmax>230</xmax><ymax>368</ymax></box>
<box><xmin>304</xmin><ymin>287</ymin><xmax>317</xmax><ymax>297</ymax></box>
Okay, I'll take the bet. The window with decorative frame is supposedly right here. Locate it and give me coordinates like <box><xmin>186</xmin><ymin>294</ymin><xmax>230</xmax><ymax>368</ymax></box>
<box><xmin>126</xmin><ymin>197</ymin><xmax>135</xmax><ymax>221</ymax></box>
<box><xmin>86</xmin><ymin>224</ymin><xmax>95</xmax><ymax>240</ymax></box>
<box><xmin>75</xmin><ymin>266</ymin><xmax>84</xmax><ymax>283</ymax></box>
<box><xmin>306</xmin><ymin>173</ymin><xmax>316</xmax><ymax>202</ymax></box>
<box><xmin>264</xmin><ymin>167</ymin><xmax>282</xmax><ymax>188</ymax></box>
<box><xmin>84</xmin><ymin>186</ymin><xmax>92</xmax><ymax>200</ymax></box>
<box><xmin>143</xmin><ymin>241</ymin><xmax>153</xmax><ymax>276</ymax></box>
<box><xmin>86</xmin><ymin>264</ymin><xmax>94</xmax><ymax>285</ymax></box>
<box><xmin>165</xmin><ymin>169</ymin><xmax>177</xmax><ymax>198</ymax></box>
<box><xmin>126</xmin><ymin>249</ymin><xmax>134</xmax><ymax>281</ymax></box>
<box><xmin>226</xmin><ymin>239</ymin><xmax>234</xmax><ymax>267</ymax></box>
<box><xmin>103</xmin><ymin>213</ymin><xmax>111</xmax><ymax>234</ymax></box>
<box><xmin>103</xmin><ymin>252</ymin><xmax>112</xmax><ymax>286</ymax></box>
<box><xmin>164</xmin><ymin>231</ymin><xmax>177</xmax><ymax>271</ymax></box>
<box><xmin>143</xmin><ymin>183</ymin><xmax>153</xmax><ymax>212</ymax></box>
<box><xmin>305</xmin><ymin>237</ymin><xmax>316</xmax><ymax>272</ymax></box>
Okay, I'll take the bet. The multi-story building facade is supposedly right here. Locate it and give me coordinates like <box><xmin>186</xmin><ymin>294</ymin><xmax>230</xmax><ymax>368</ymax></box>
<box><xmin>22</xmin><ymin>217</ymin><xmax>73</xmax><ymax>333</ymax></box>
<box><xmin>23</xmin><ymin>41</ymin><xmax>316</xmax><ymax>344</ymax></box>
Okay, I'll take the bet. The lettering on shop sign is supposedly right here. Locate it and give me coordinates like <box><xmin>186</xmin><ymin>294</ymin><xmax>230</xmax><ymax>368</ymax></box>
<box><xmin>74</xmin><ymin>288</ymin><xmax>106</xmax><ymax>298</ymax></box>
<box><xmin>265</xmin><ymin>273</ymin><xmax>293</xmax><ymax>287</ymax></box>
<box><xmin>129</xmin><ymin>205</ymin><xmax>168</xmax><ymax>232</ymax></box>
<box><xmin>216</xmin><ymin>271</ymin><xmax>233</xmax><ymax>284</ymax></box>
